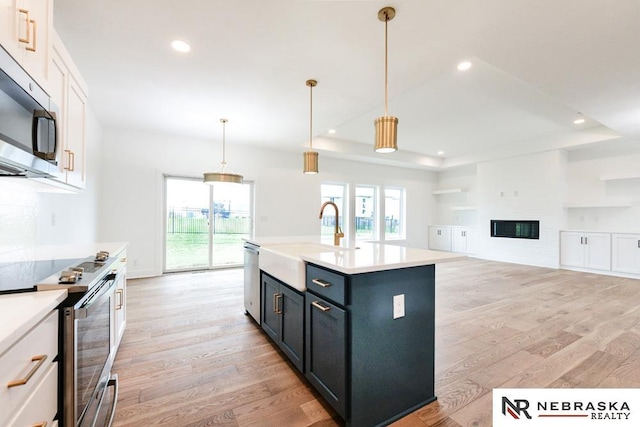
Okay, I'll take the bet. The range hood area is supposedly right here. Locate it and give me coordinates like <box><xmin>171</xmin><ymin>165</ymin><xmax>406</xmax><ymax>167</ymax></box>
<box><xmin>0</xmin><ymin>138</ymin><xmax>59</xmax><ymax>178</ymax></box>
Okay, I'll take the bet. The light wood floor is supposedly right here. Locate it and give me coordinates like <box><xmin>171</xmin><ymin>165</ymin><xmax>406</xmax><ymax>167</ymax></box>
<box><xmin>112</xmin><ymin>258</ymin><xmax>640</xmax><ymax>426</ymax></box>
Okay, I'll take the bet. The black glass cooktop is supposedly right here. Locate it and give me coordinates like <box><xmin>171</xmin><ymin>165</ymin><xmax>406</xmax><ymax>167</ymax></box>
<box><xmin>0</xmin><ymin>258</ymin><xmax>83</xmax><ymax>294</ymax></box>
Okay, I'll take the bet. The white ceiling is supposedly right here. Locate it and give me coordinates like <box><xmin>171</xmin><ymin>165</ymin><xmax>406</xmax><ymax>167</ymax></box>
<box><xmin>52</xmin><ymin>0</ymin><xmax>640</xmax><ymax>170</ymax></box>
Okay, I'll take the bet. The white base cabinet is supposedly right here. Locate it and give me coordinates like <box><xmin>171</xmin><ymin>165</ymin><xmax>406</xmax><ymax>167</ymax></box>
<box><xmin>560</xmin><ymin>231</ymin><xmax>611</xmax><ymax>271</ymax></box>
<box><xmin>428</xmin><ymin>226</ymin><xmax>452</xmax><ymax>251</ymax></box>
<box><xmin>452</xmin><ymin>226</ymin><xmax>475</xmax><ymax>254</ymax></box>
<box><xmin>612</xmin><ymin>233</ymin><xmax>640</xmax><ymax>275</ymax></box>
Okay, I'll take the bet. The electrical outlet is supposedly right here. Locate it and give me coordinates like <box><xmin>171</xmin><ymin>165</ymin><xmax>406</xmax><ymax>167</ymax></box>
<box><xmin>393</xmin><ymin>294</ymin><xmax>405</xmax><ymax>319</ymax></box>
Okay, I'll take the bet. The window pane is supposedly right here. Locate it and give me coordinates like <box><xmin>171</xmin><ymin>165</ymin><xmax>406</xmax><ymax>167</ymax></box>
<box><xmin>385</xmin><ymin>188</ymin><xmax>404</xmax><ymax>240</ymax></box>
<box><xmin>211</xmin><ymin>182</ymin><xmax>252</xmax><ymax>266</ymax></box>
<box><xmin>165</xmin><ymin>178</ymin><xmax>210</xmax><ymax>270</ymax></box>
<box><xmin>320</xmin><ymin>184</ymin><xmax>345</xmax><ymax>240</ymax></box>
<box><xmin>355</xmin><ymin>186</ymin><xmax>376</xmax><ymax>241</ymax></box>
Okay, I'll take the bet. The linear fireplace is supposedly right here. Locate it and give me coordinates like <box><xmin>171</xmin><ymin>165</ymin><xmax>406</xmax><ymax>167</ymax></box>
<box><xmin>491</xmin><ymin>220</ymin><xmax>539</xmax><ymax>239</ymax></box>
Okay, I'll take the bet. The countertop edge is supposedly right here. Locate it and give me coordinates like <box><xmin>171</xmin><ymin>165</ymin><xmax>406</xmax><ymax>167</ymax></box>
<box><xmin>300</xmin><ymin>252</ymin><xmax>466</xmax><ymax>275</ymax></box>
<box><xmin>0</xmin><ymin>289</ymin><xmax>68</xmax><ymax>356</ymax></box>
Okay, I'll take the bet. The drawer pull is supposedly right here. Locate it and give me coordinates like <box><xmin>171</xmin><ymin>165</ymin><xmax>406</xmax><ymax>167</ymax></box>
<box><xmin>7</xmin><ymin>354</ymin><xmax>47</xmax><ymax>388</ymax></box>
<box><xmin>312</xmin><ymin>301</ymin><xmax>331</xmax><ymax>312</ymax></box>
<box><xmin>312</xmin><ymin>278</ymin><xmax>332</xmax><ymax>288</ymax></box>
<box><xmin>32</xmin><ymin>422</ymin><xmax>47</xmax><ymax>427</ymax></box>
<box><xmin>116</xmin><ymin>289</ymin><xmax>124</xmax><ymax>310</ymax></box>
<box><xmin>274</xmin><ymin>293</ymin><xmax>283</xmax><ymax>314</ymax></box>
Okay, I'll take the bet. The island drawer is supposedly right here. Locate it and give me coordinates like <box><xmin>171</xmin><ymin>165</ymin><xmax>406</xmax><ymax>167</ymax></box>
<box><xmin>306</xmin><ymin>264</ymin><xmax>346</xmax><ymax>306</ymax></box>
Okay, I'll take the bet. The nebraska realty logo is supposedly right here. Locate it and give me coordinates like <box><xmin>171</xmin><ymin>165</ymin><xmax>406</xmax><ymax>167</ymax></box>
<box><xmin>493</xmin><ymin>389</ymin><xmax>640</xmax><ymax>426</ymax></box>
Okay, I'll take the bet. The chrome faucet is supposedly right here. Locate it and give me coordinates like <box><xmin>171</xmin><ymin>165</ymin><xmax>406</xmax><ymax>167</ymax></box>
<box><xmin>319</xmin><ymin>201</ymin><xmax>344</xmax><ymax>246</ymax></box>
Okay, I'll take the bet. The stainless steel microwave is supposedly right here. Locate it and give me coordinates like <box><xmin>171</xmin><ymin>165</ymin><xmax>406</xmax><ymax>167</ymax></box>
<box><xmin>0</xmin><ymin>44</ymin><xmax>60</xmax><ymax>177</ymax></box>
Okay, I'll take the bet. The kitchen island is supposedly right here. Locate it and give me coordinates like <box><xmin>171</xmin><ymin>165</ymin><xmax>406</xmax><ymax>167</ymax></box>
<box><xmin>251</xmin><ymin>239</ymin><xmax>463</xmax><ymax>427</ymax></box>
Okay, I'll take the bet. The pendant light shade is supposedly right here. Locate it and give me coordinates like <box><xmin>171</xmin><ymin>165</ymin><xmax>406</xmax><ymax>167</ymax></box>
<box><xmin>203</xmin><ymin>118</ymin><xmax>243</xmax><ymax>184</ymax></box>
<box><xmin>374</xmin><ymin>6</ymin><xmax>398</xmax><ymax>153</ymax></box>
<box><xmin>303</xmin><ymin>79</ymin><xmax>319</xmax><ymax>174</ymax></box>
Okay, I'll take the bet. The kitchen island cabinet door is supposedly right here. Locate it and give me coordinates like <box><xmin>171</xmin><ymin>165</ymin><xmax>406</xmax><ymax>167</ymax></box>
<box><xmin>260</xmin><ymin>273</ymin><xmax>280</xmax><ymax>342</ymax></box>
<box><xmin>260</xmin><ymin>272</ymin><xmax>305</xmax><ymax>372</ymax></box>
<box><xmin>305</xmin><ymin>293</ymin><xmax>346</xmax><ymax>419</ymax></box>
<box><xmin>280</xmin><ymin>285</ymin><xmax>304</xmax><ymax>371</ymax></box>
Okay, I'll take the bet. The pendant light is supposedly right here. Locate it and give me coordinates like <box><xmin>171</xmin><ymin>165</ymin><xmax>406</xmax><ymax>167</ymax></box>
<box><xmin>374</xmin><ymin>6</ymin><xmax>398</xmax><ymax>153</ymax></box>
<box><xmin>303</xmin><ymin>79</ymin><xmax>319</xmax><ymax>174</ymax></box>
<box><xmin>203</xmin><ymin>118</ymin><xmax>243</xmax><ymax>184</ymax></box>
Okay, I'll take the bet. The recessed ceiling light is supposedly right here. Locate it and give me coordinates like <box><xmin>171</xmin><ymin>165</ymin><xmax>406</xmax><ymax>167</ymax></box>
<box><xmin>457</xmin><ymin>61</ymin><xmax>472</xmax><ymax>71</ymax></box>
<box><xmin>328</xmin><ymin>129</ymin><xmax>336</xmax><ymax>134</ymax></box>
<box><xmin>573</xmin><ymin>113</ymin><xmax>586</xmax><ymax>124</ymax></box>
<box><xmin>171</xmin><ymin>40</ymin><xmax>191</xmax><ymax>53</ymax></box>
<box><xmin>437</xmin><ymin>151</ymin><xmax>445</xmax><ymax>155</ymax></box>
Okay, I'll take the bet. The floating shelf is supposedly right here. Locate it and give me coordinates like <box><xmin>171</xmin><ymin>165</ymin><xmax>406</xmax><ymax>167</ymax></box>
<box><xmin>600</xmin><ymin>173</ymin><xmax>640</xmax><ymax>181</ymax></box>
<box><xmin>450</xmin><ymin>205</ymin><xmax>477</xmax><ymax>211</ymax></box>
<box><xmin>564</xmin><ymin>202</ymin><xmax>633</xmax><ymax>208</ymax></box>
<box><xmin>432</xmin><ymin>188</ymin><xmax>464</xmax><ymax>195</ymax></box>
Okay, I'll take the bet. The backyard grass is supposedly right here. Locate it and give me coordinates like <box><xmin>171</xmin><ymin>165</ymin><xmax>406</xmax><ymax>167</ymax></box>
<box><xmin>165</xmin><ymin>233</ymin><xmax>247</xmax><ymax>271</ymax></box>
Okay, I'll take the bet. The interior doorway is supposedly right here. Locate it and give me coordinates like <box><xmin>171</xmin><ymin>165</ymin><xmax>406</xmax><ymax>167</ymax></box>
<box><xmin>164</xmin><ymin>176</ymin><xmax>253</xmax><ymax>272</ymax></box>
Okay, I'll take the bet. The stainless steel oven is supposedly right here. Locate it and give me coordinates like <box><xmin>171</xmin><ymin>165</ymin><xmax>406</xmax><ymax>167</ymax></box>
<box><xmin>62</xmin><ymin>266</ymin><xmax>121</xmax><ymax>427</ymax></box>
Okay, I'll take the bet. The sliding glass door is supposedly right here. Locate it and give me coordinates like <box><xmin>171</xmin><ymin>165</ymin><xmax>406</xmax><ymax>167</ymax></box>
<box><xmin>165</xmin><ymin>176</ymin><xmax>252</xmax><ymax>272</ymax></box>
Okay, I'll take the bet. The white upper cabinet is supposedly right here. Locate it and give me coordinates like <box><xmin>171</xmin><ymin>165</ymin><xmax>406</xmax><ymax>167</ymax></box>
<box><xmin>47</xmin><ymin>31</ymin><xmax>88</xmax><ymax>189</ymax></box>
<box><xmin>612</xmin><ymin>233</ymin><xmax>640</xmax><ymax>274</ymax></box>
<box><xmin>0</xmin><ymin>0</ymin><xmax>51</xmax><ymax>84</ymax></box>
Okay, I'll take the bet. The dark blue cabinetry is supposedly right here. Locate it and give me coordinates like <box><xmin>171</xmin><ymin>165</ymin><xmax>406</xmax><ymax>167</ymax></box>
<box><xmin>305</xmin><ymin>263</ymin><xmax>436</xmax><ymax>427</ymax></box>
<box><xmin>261</xmin><ymin>272</ymin><xmax>304</xmax><ymax>372</ymax></box>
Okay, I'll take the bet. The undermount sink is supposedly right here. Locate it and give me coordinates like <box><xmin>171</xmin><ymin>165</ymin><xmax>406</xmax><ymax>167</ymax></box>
<box><xmin>259</xmin><ymin>242</ymin><xmax>353</xmax><ymax>291</ymax></box>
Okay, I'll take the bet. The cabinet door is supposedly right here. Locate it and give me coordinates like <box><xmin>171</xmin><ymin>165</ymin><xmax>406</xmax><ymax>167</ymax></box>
<box><xmin>428</xmin><ymin>226</ymin><xmax>451</xmax><ymax>251</ymax></box>
<box><xmin>17</xmin><ymin>0</ymin><xmax>51</xmax><ymax>84</ymax></box>
<box><xmin>280</xmin><ymin>285</ymin><xmax>304</xmax><ymax>372</ymax></box>
<box><xmin>0</xmin><ymin>0</ymin><xmax>20</xmax><ymax>60</ymax></box>
<box><xmin>64</xmin><ymin>76</ymin><xmax>86</xmax><ymax>188</ymax></box>
<box><xmin>305</xmin><ymin>293</ymin><xmax>347</xmax><ymax>418</ymax></box>
<box><xmin>451</xmin><ymin>228</ymin><xmax>467</xmax><ymax>253</ymax></box>
<box><xmin>612</xmin><ymin>234</ymin><xmax>640</xmax><ymax>274</ymax></box>
<box><xmin>261</xmin><ymin>274</ymin><xmax>279</xmax><ymax>341</ymax></box>
<box><xmin>584</xmin><ymin>233</ymin><xmax>611</xmax><ymax>271</ymax></box>
<box><xmin>560</xmin><ymin>232</ymin><xmax>585</xmax><ymax>267</ymax></box>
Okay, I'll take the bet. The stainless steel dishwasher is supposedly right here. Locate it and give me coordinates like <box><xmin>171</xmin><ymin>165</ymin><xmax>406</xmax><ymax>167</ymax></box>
<box><xmin>243</xmin><ymin>242</ymin><xmax>260</xmax><ymax>323</ymax></box>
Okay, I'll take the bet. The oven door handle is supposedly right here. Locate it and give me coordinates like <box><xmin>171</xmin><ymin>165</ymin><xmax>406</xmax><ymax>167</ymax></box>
<box><xmin>75</xmin><ymin>276</ymin><xmax>118</xmax><ymax>319</ymax></box>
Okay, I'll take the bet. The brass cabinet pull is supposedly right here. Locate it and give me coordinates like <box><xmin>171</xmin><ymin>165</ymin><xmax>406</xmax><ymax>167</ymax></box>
<box><xmin>7</xmin><ymin>354</ymin><xmax>47</xmax><ymax>388</ymax></box>
<box><xmin>18</xmin><ymin>9</ymin><xmax>30</xmax><ymax>44</ymax></box>
<box><xmin>32</xmin><ymin>422</ymin><xmax>47</xmax><ymax>427</ymax></box>
<box><xmin>274</xmin><ymin>293</ymin><xmax>283</xmax><ymax>314</ymax></box>
<box><xmin>69</xmin><ymin>150</ymin><xmax>75</xmax><ymax>171</ymax></box>
<box><xmin>312</xmin><ymin>278</ymin><xmax>332</xmax><ymax>288</ymax></box>
<box><xmin>17</xmin><ymin>9</ymin><xmax>36</xmax><ymax>51</ymax></box>
<box><xmin>121</xmin><ymin>257</ymin><xmax>127</xmax><ymax>263</ymax></box>
<box><xmin>116</xmin><ymin>289</ymin><xmax>124</xmax><ymax>310</ymax></box>
<box><xmin>312</xmin><ymin>301</ymin><xmax>331</xmax><ymax>312</ymax></box>
<box><xmin>64</xmin><ymin>149</ymin><xmax>72</xmax><ymax>171</ymax></box>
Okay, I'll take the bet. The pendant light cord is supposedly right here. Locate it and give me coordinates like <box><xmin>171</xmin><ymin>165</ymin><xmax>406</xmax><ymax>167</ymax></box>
<box><xmin>309</xmin><ymin>83</ymin><xmax>313</xmax><ymax>149</ymax></box>
<box><xmin>220</xmin><ymin>119</ymin><xmax>227</xmax><ymax>172</ymax></box>
<box><xmin>384</xmin><ymin>12</ymin><xmax>389</xmax><ymax>117</ymax></box>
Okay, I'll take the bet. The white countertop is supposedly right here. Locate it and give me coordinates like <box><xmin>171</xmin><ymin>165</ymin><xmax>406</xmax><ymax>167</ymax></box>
<box><xmin>299</xmin><ymin>242</ymin><xmax>464</xmax><ymax>275</ymax></box>
<box><xmin>256</xmin><ymin>237</ymin><xmax>464</xmax><ymax>290</ymax></box>
<box><xmin>0</xmin><ymin>289</ymin><xmax>67</xmax><ymax>356</ymax></box>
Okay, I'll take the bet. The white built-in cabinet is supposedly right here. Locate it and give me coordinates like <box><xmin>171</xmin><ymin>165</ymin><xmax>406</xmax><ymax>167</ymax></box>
<box><xmin>429</xmin><ymin>225</ymin><xmax>475</xmax><ymax>254</ymax></box>
<box><xmin>0</xmin><ymin>310</ymin><xmax>59</xmax><ymax>427</ymax></box>
<box><xmin>0</xmin><ymin>0</ymin><xmax>51</xmax><ymax>84</ymax></box>
<box><xmin>612</xmin><ymin>233</ymin><xmax>640</xmax><ymax>275</ymax></box>
<box><xmin>560</xmin><ymin>231</ymin><xmax>611</xmax><ymax>271</ymax></box>
<box><xmin>452</xmin><ymin>226</ymin><xmax>475</xmax><ymax>254</ymax></box>
<box><xmin>46</xmin><ymin>31</ymin><xmax>87</xmax><ymax>189</ymax></box>
<box><xmin>428</xmin><ymin>226</ymin><xmax>452</xmax><ymax>252</ymax></box>
<box><xmin>111</xmin><ymin>248</ymin><xmax>127</xmax><ymax>353</ymax></box>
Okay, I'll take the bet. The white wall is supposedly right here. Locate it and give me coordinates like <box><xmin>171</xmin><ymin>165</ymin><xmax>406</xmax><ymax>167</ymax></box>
<box><xmin>472</xmin><ymin>151</ymin><xmax>568</xmax><ymax>268</ymax></box>
<box><xmin>0</xmin><ymin>109</ymin><xmax>101</xmax><ymax>262</ymax></box>
<box><xmin>97</xmin><ymin>128</ymin><xmax>437</xmax><ymax>278</ymax></box>
<box><xmin>566</xmin><ymin>142</ymin><xmax>640</xmax><ymax>232</ymax></box>
<box><xmin>433</xmin><ymin>164</ymin><xmax>478</xmax><ymax>226</ymax></box>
